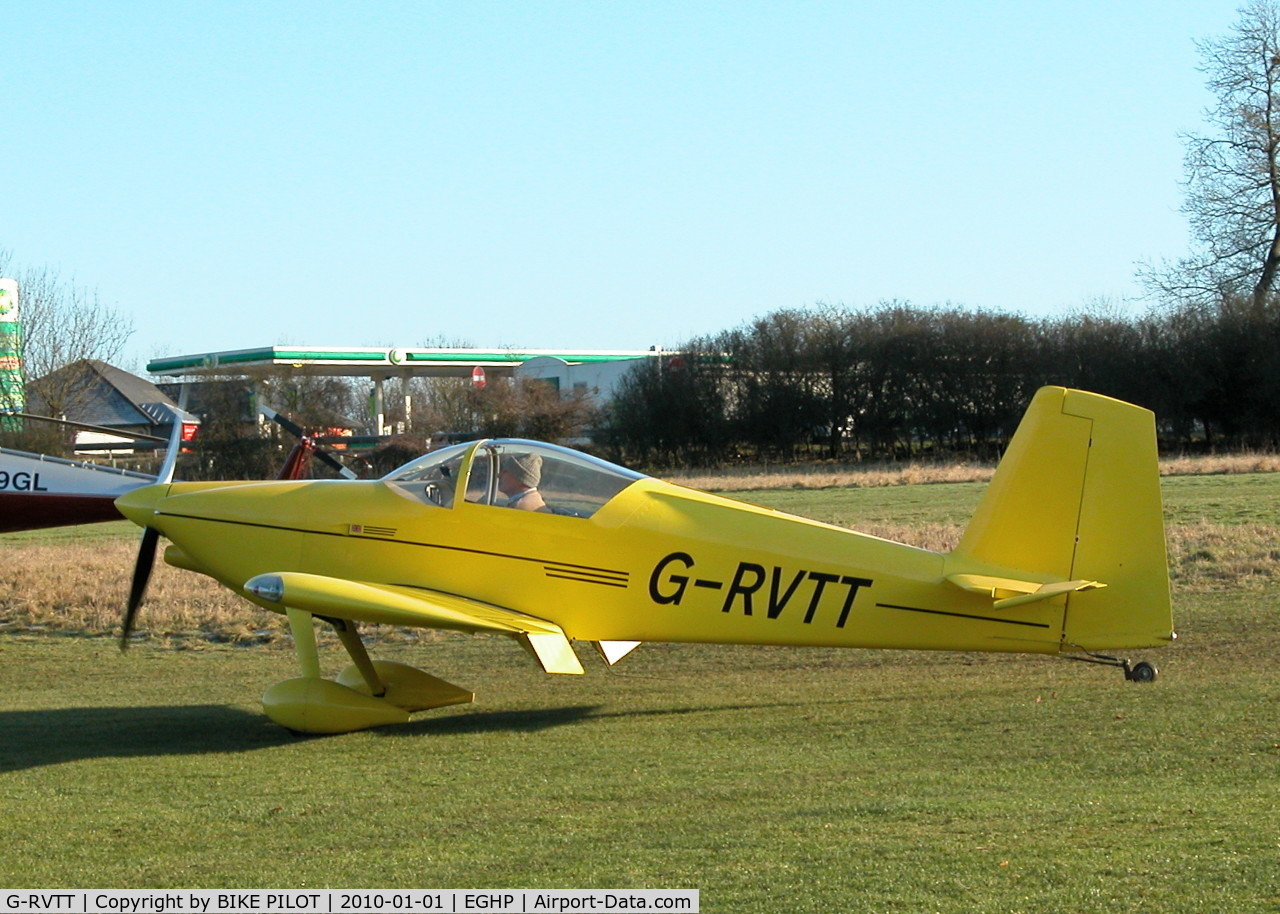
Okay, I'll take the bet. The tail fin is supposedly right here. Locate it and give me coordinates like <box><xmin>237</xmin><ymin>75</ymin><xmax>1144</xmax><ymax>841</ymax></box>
<box><xmin>951</xmin><ymin>387</ymin><xmax>1174</xmax><ymax>650</ymax></box>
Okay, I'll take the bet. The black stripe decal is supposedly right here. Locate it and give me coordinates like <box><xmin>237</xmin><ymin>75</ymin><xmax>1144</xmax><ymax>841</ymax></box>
<box><xmin>877</xmin><ymin>603</ymin><xmax>1052</xmax><ymax>629</ymax></box>
<box><xmin>545</xmin><ymin>573</ymin><xmax>629</xmax><ymax>588</ymax></box>
<box><xmin>544</xmin><ymin>566</ymin><xmax>628</xmax><ymax>583</ymax></box>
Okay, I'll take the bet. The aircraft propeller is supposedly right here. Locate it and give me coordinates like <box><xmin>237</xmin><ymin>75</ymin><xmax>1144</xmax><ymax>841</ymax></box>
<box><xmin>120</xmin><ymin>406</ymin><xmax>185</xmax><ymax>650</ymax></box>
<box><xmin>119</xmin><ymin>405</ymin><xmax>356</xmax><ymax>648</ymax></box>
<box><xmin>122</xmin><ymin>525</ymin><xmax>160</xmax><ymax>648</ymax></box>
<box><xmin>261</xmin><ymin>406</ymin><xmax>357</xmax><ymax>480</ymax></box>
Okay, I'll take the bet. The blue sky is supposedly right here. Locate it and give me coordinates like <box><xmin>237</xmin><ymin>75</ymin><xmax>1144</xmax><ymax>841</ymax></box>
<box><xmin>4</xmin><ymin>1</ymin><xmax>1243</xmax><ymax>370</ymax></box>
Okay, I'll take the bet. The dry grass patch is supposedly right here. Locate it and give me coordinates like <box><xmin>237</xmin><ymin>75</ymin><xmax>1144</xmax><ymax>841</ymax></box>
<box><xmin>0</xmin><ymin>535</ymin><xmax>453</xmax><ymax>646</ymax></box>
<box><xmin>668</xmin><ymin>462</ymin><xmax>996</xmax><ymax>492</ymax></box>
<box><xmin>1160</xmin><ymin>452</ymin><xmax>1280</xmax><ymax>476</ymax></box>
<box><xmin>669</xmin><ymin>451</ymin><xmax>1280</xmax><ymax>492</ymax></box>
<box><xmin>849</xmin><ymin>521</ymin><xmax>963</xmax><ymax>554</ymax></box>
<box><xmin>0</xmin><ymin>537</ymin><xmax>272</xmax><ymax>641</ymax></box>
<box><xmin>1167</xmin><ymin>521</ymin><xmax>1280</xmax><ymax>588</ymax></box>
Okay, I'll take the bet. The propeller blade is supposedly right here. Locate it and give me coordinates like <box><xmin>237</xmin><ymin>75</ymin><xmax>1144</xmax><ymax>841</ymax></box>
<box><xmin>261</xmin><ymin>405</ymin><xmax>307</xmax><ymax>440</ymax></box>
<box><xmin>263</xmin><ymin>405</ymin><xmax>358</xmax><ymax>479</ymax></box>
<box><xmin>312</xmin><ymin>447</ymin><xmax>353</xmax><ymax>477</ymax></box>
<box><xmin>155</xmin><ymin>404</ymin><xmax>186</xmax><ymax>485</ymax></box>
<box><xmin>122</xmin><ymin>526</ymin><xmax>160</xmax><ymax>650</ymax></box>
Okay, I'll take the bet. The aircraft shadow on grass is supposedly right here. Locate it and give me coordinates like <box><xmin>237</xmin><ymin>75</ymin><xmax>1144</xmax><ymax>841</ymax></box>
<box><xmin>0</xmin><ymin>704</ymin><xmax>600</xmax><ymax>769</ymax></box>
<box><xmin>0</xmin><ymin>699</ymin><xmax>813</xmax><ymax>767</ymax></box>
<box><xmin>382</xmin><ymin>698</ymin><xmax>811</xmax><ymax>738</ymax></box>
<box><xmin>0</xmin><ymin>705</ymin><xmax>291</xmax><ymax>771</ymax></box>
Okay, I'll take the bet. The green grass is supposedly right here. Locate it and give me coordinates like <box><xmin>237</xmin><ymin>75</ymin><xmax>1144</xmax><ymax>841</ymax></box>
<box><xmin>733</xmin><ymin>479</ymin><xmax>987</xmax><ymax>528</ymax></box>
<box><xmin>1158</xmin><ymin>473</ymin><xmax>1280</xmax><ymax>525</ymax></box>
<box><xmin>1</xmin><ymin>474</ymin><xmax>1278</xmax><ymax>910</ymax></box>
<box><xmin>739</xmin><ymin>471</ymin><xmax>1280</xmax><ymax>529</ymax></box>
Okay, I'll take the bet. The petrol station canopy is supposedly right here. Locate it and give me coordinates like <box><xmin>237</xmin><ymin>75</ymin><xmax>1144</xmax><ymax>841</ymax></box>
<box><xmin>147</xmin><ymin>346</ymin><xmax>660</xmax><ymax>435</ymax></box>
<box><xmin>147</xmin><ymin>346</ymin><xmax>655</xmax><ymax>380</ymax></box>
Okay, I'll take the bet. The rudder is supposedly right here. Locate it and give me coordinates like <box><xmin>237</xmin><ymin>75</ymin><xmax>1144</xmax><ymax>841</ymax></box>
<box><xmin>952</xmin><ymin>387</ymin><xmax>1174</xmax><ymax>650</ymax></box>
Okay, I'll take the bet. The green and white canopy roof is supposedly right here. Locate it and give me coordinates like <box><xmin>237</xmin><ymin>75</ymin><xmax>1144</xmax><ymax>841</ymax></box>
<box><xmin>148</xmin><ymin>346</ymin><xmax>655</xmax><ymax>379</ymax></box>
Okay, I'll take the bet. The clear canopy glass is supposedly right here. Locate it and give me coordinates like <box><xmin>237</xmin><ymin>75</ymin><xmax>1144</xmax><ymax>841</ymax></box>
<box><xmin>383</xmin><ymin>439</ymin><xmax>645</xmax><ymax>517</ymax></box>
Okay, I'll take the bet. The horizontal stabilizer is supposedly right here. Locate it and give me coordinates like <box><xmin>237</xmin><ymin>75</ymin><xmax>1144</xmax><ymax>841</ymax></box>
<box><xmin>946</xmin><ymin>573</ymin><xmax>1105</xmax><ymax>609</ymax></box>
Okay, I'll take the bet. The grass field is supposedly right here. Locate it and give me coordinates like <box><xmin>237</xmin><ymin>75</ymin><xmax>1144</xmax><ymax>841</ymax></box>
<box><xmin>1</xmin><ymin>473</ymin><xmax>1278</xmax><ymax>911</ymax></box>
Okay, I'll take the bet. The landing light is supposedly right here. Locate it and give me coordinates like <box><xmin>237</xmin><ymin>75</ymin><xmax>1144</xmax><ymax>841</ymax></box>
<box><xmin>246</xmin><ymin>575</ymin><xmax>284</xmax><ymax>603</ymax></box>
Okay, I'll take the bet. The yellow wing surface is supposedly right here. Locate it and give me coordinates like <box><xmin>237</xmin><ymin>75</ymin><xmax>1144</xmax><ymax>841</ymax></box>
<box><xmin>245</xmin><ymin>572</ymin><xmax>585</xmax><ymax>674</ymax></box>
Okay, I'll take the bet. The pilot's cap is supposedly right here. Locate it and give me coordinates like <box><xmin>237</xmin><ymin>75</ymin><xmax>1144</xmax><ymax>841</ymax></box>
<box><xmin>508</xmin><ymin>453</ymin><xmax>542</xmax><ymax>488</ymax></box>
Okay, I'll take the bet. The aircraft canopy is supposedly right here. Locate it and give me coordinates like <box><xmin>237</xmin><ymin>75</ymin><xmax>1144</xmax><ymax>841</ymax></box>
<box><xmin>384</xmin><ymin>439</ymin><xmax>645</xmax><ymax>518</ymax></box>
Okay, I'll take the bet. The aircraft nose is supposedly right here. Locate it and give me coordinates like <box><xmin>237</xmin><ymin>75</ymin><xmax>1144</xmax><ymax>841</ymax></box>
<box><xmin>115</xmin><ymin>482</ymin><xmax>171</xmax><ymax>528</ymax></box>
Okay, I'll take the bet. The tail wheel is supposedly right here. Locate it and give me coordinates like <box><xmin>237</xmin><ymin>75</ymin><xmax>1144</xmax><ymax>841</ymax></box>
<box><xmin>1126</xmin><ymin>660</ymin><xmax>1158</xmax><ymax>683</ymax></box>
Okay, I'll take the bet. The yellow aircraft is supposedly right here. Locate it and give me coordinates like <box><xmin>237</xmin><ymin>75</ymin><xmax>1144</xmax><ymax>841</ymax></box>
<box><xmin>116</xmin><ymin>387</ymin><xmax>1174</xmax><ymax>734</ymax></box>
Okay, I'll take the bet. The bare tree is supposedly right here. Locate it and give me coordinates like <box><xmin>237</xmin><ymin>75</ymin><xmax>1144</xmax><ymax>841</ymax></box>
<box><xmin>0</xmin><ymin>250</ymin><xmax>135</xmax><ymax>416</ymax></box>
<box><xmin>1145</xmin><ymin>1</ymin><xmax>1280</xmax><ymax>306</ymax></box>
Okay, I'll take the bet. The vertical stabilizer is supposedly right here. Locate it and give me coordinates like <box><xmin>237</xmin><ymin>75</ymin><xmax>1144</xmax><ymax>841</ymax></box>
<box><xmin>951</xmin><ymin>387</ymin><xmax>1173</xmax><ymax>650</ymax></box>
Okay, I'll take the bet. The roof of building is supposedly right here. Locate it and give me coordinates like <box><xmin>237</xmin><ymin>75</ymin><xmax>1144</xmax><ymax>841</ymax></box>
<box><xmin>29</xmin><ymin>359</ymin><xmax>198</xmax><ymax>429</ymax></box>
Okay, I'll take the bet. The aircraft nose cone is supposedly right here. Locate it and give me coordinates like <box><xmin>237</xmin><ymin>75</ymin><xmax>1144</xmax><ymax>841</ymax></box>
<box><xmin>115</xmin><ymin>483</ymin><xmax>171</xmax><ymax>528</ymax></box>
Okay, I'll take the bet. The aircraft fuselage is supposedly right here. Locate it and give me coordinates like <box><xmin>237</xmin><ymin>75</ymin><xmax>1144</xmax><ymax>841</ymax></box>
<box><xmin>132</xmin><ymin>475</ymin><xmax>1068</xmax><ymax>656</ymax></box>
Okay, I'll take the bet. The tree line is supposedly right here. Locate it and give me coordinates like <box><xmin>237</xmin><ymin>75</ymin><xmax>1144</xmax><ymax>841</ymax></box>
<box><xmin>600</xmin><ymin>297</ymin><xmax>1280</xmax><ymax>467</ymax></box>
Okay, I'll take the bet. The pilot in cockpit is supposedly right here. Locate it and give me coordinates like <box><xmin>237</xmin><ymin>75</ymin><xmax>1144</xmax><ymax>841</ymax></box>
<box><xmin>498</xmin><ymin>453</ymin><xmax>549</xmax><ymax>512</ymax></box>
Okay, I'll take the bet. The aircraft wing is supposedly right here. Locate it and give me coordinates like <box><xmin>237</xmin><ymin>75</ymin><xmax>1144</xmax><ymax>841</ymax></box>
<box><xmin>244</xmin><ymin>572</ymin><xmax>584</xmax><ymax>674</ymax></box>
